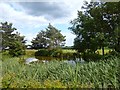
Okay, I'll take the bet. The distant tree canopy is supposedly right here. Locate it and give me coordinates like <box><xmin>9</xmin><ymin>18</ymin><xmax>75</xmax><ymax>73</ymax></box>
<box><xmin>31</xmin><ymin>23</ymin><xmax>66</xmax><ymax>49</ymax></box>
<box><xmin>0</xmin><ymin>22</ymin><xmax>26</xmax><ymax>57</ymax></box>
<box><xmin>69</xmin><ymin>1</ymin><xmax>120</xmax><ymax>55</ymax></box>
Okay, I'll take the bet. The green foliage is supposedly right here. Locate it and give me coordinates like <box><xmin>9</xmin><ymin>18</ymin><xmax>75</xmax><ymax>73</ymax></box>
<box><xmin>69</xmin><ymin>1</ymin><xmax>120</xmax><ymax>56</ymax></box>
<box><xmin>31</xmin><ymin>23</ymin><xmax>66</xmax><ymax>49</ymax></box>
<box><xmin>0</xmin><ymin>22</ymin><xmax>16</xmax><ymax>49</ymax></box>
<box><xmin>0</xmin><ymin>22</ymin><xmax>26</xmax><ymax>57</ymax></box>
<box><xmin>25</xmin><ymin>49</ymin><xmax>37</xmax><ymax>57</ymax></box>
<box><xmin>35</xmin><ymin>49</ymin><xmax>55</xmax><ymax>56</ymax></box>
<box><xmin>2</xmin><ymin>55</ymin><xmax>119</xmax><ymax>88</ymax></box>
<box><xmin>82</xmin><ymin>53</ymin><xmax>102</xmax><ymax>61</ymax></box>
<box><xmin>104</xmin><ymin>51</ymin><xmax>120</xmax><ymax>59</ymax></box>
<box><xmin>43</xmin><ymin>79</ymin><xmax>66</xmax><ymax>88</ymax></box>
<box><xmin>0</xmin><ymin>22</ymin><xmax>26</xmax><ymax>49</ymax></box>
<box><xmin>51</xmin><ymin>49</ymin><xmax>63</xmax><ymax>57</ymax></box>
<box><xmin>9</xmin><ymin>41</ymin><xmax>25</xmax><ymax>57</ymax></box>
<box><xmin>35</xmin><ymin>49</ymin><xmax>79</xmax><ymax>60</ymax></box>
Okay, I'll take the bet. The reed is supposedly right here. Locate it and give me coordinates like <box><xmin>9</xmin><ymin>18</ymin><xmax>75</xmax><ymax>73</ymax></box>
<box><xmin>1</xmin><ymin>54</ymin><xmax>119</xmax><ymax>88</ymax></box>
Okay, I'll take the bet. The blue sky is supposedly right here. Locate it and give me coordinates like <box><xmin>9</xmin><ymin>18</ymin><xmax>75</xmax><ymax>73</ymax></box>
<box><xmin>0</xmin><ymin>0</ymin><xmax>90</xmax><ymax>46</ymax></box>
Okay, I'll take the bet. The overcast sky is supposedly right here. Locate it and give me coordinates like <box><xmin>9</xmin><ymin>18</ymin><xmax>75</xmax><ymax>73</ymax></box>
<box><xmin>0</xmin><ymin>0</ymin><xmax>91</xmax><ymax>46</ymax></box>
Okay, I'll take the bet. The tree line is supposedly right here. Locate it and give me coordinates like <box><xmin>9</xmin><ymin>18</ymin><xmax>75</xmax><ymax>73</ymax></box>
<box><xmin>0</xmin><ymin>1</ymin><xmax>120</xmax><ymax>57</ymax></box>
<box><xmin>0</xmin><ymin>22</ymin><xmax>65</xmax><ymax>57</ymax></box>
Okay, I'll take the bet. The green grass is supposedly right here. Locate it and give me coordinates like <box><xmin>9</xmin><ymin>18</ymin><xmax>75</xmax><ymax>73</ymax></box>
<box><xmin>62</xmin><ymin>49</ymin><xmax>76</xmax><ymax>53</ymax></box>
<box><xmin>25</xmin><ymin>49</ymin><xmax>37</xmax><ymax>57</ymax></box>
<box><xmin>1</xmin><ymin>53</ymin><xmax>119</xmax><ymax>88</ymax></box>
<box><xmin>3</xmin><ymin>48</ymin><xmax>112</xmax><ymax>58</ymax></box>
<box><xmin>96</xmin><ymin>49</ymin><xmax>112</xmax><ymax>55</ymax></box>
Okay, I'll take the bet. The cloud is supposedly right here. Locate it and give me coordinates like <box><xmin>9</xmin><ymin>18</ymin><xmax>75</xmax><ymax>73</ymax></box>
<box><xmin>0</xmin><ymin>3</ymin><xmax>48</xmax><ymax>27</ymax></box>
<box><xmin>0</xmin><ymin>0</ymin><xmax>91</xmax><ymax>46</ymax></box>
<box><xmin>17</xmin><ymin>2</ymin><xmax>70</xmax><ymax>19</ymax></box>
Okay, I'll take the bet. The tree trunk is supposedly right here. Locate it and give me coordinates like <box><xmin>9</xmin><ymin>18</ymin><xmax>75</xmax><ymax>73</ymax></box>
<box><xmin>102</xmin><ymin>46</ymin><xmax>104</xmax><ymax>56</ymax></box>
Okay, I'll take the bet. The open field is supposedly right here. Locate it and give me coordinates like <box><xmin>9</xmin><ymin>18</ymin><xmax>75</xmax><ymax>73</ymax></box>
<box><xmin>62</xmin><ymin>49</ymin><xmax>76</xmax><ymax>53</ymax></box>
<box><xmin>1</xmin><ymin>53</ymin><xmax>119</xmax><ymax>88</ymax></box>
<box><xmin>25</xmin><ymin>48</ymin><xmax>112</xmax><ymax>56</ymax></box>
<box><xmin>3</xmin><ymin>48</ymin><xmax>112</xmax><ymax>56</ymax></box>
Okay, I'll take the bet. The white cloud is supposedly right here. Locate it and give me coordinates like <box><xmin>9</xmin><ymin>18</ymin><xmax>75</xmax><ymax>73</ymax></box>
<box><xmin>0</xmin><ymin>3</ymin><xmax>48</xmax><ymax>28</ymax></box>
<box><xmin>0</xmin><ymin>0</ymin><xmax>91</xmax><ymax>46</ymax></box>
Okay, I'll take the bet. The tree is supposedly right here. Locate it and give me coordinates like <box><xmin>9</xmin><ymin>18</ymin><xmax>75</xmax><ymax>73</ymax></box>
<box><xmin>90</xmin><ymin>2</ymin><xmax>120</xmax><ymax>54</ymax></box>
<box><xmin>31</xmin><ymin>30</ymin><xmax>47</xmax><ymax>49</ymax></box>
<box><xmin>0</xmin><ymin>22</ymin><xmax>16</xmax><ymax>49</ymax></box>
<box><xmin>69</xmin><ymin>1</ymin><xmax>120</xmax><ymax>56</ymax></box>
<box><xmin>8</xmin><ymin>32</ymin><xmax>26</xmax><ymax>57</ymax></box>
<box><xmin>102</xmin><ymin>2</ymin><xmax>120</xmax><ymax>52</ymax></box>
<box><xmin>69</xmin><ymin>10</ymin><xmax>99</xmax><ymax>54</ymax></box>
<box><xmin>0</xmin><ymin>22</ymin><xmax>26</xmax><ymax>57</ymax></box>
<box><xmin>9</xmin><ymin>41</ymin><xmax>26</xmax><ymax>57</ymax></box>
<box><xmin>31</xmin><ymin>23</ymin><xmax>66</xmax><ymax>49</ymax></box>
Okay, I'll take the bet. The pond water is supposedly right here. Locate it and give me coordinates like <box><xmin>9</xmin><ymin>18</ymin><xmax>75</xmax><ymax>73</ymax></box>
<box><xmin>25</xmin><ymin>57</ymin><xmax>85</xmax><ymax>65</ymax></box>
<box><xmin>25</xmin><ymin>58</ymin><xmax>38</xmax><ymax>64</ymax></box>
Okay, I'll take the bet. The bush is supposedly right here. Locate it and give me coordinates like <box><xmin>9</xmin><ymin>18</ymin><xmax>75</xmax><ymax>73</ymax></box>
<box><xmin>82</xmin><ymin>53</ymin><xmax>102</xmax><ymax>61</ymax></box>
<box><xmin>103</xmin><ymin>51</ymin><xmax>120</xmax><ymax>60</ymax></box>
<box><xmin>25</xmin><ymin>50</ymin><xmax>36</xmax><ymax>57</ymax></box>
<box><xmin>35</xmin><ymin>49</ymin><xmax>81</xmax><ymax>60</ymax></box>
<box><xmin>35</xmin><ymin>49</ymin><xmax>54</xmax><ymax>56</ymax></box>
<box><xmin>9</xmin><ymin>41</ymin><xmax>25</xmax><ymax>57</ymax></box>
<box><xmin>52</xmin><ymin>49</ymin><xmax>63</xmax><ymax>57</ymax></box>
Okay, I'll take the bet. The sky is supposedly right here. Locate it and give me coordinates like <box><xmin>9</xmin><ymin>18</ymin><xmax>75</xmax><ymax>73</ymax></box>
<box><xmin>0</xmin><ymin>0</ymin><xmax>91</xmax><ymax>46</ymax></box>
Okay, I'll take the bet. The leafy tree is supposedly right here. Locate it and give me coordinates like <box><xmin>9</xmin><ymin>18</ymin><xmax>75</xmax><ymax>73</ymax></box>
<box><xmin>89</xmin><ymin>2</ymin><xmax>120</xmax><ymax>53</ymax></box>
<box><xmin>31</xmin><ymin>23</ymin><xmax>66</xmax><ymax>49</ymax></box>
<box><xmin>0</xmin><ymin>22</ymin><xmax>26</xmax><ymax>57</ymax></box>
<box><xmin>102</xmin><ymin>2</ymin><xmax>120</xmax><ymax>52</ymax></box>
<box><xmin>69</xmin><ymin>10</ymin><xmax>99</xmax><ymax>54</ymax></box>
<box><xmin>69</xmin><ymin>1</ymin><xmax>120</xmax><ymax>56</ymax></box>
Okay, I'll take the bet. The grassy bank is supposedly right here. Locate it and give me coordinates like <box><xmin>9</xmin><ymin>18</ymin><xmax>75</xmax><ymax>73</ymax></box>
<box><xmin>1</xmin><ymin>54</ymin><xmax>120</xmax><ymax>88</ymax></box>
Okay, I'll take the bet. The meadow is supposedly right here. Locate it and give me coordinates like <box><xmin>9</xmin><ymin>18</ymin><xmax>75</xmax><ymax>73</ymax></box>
<box><xmin>1</xmin><ymin>50</ymin><xmax>120</xmax><ymax>88</ymax></box>
<box><xmin>25</xmin><ymin>48</ymin><xmax>111</xmax><ymax>56</ymax></box>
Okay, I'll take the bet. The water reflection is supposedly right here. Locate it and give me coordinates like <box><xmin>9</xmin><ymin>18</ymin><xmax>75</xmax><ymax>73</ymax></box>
<box><xmin>64</xmin><ymin>60</ymin><xmax>76</xmax><ymax>66</ymax></box>
<box><xmin>25</xmin><ymin>56</ymin><xmax>85</xmax><ymax>65</ymax></box>
<box><xmin>25</xmin><ymin>58</ymin><xmax>38</xmax><ymax>64</ymax></box>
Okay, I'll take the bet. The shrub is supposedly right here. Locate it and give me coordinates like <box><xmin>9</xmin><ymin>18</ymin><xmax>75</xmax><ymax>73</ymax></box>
<box><xmin>52</xmin><ymin>49</ymin><xmax>63</xmax><ymax>57</ymax></box>
<box><xmin>82</xmin><ymin>53</ymin><xmax>102</xmax><ymax>61</ymax></box>
<box><xmin>103</xmin><ymin>51</ymin><xmax>120</xmax><ymax>60</ymax></box>
<box><xmin>8</xmin><ymin>41</ymin><xmax>25</xmax><ymax>57</ymax></box>
<box><xmin>35</xmin><ymin>49</ymin><xmax>55</xmax><ymax>56</ymax></box>
<box><xmin>35</xmin><ymin>49</ymin><xmax>81</xmax><ymax>60</ymax></box>
<box><xmin>25</xmin><ymin>50</ymin><xmax>36</xmax><ymax>57</ymax></box>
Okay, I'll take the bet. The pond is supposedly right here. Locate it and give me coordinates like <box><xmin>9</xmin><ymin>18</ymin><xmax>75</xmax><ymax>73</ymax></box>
<box><xmin>25</xmin><ymin>56</ymin><xmax>85</xmax><ymax>65</ymax></box>
<box><xmin>25</xmin><ymin>58</ymin><xmax>38</xmax><ymax>64</ymax></box>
